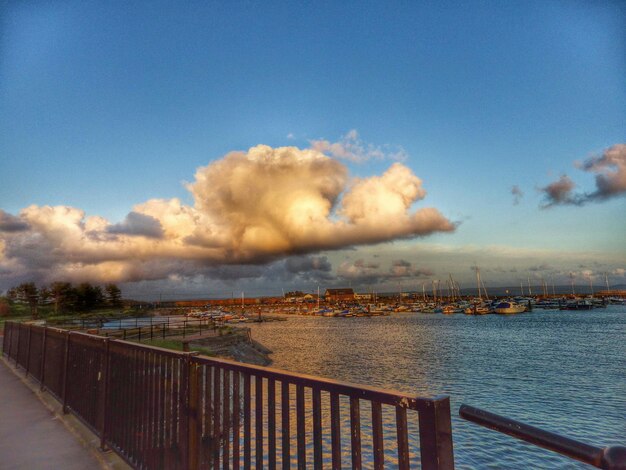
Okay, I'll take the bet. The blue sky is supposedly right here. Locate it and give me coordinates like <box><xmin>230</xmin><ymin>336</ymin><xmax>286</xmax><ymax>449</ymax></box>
<box><xmin>1</xmin><ymin>1</ymin><xmax>625</xmax><ymax>298</ymax></box>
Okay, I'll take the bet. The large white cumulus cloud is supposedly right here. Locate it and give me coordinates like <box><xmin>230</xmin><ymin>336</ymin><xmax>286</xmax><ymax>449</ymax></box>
<box><xmin>0</xmin><ymin>144</ymin><xmax>454</xmax><ymax>285</ymax></box>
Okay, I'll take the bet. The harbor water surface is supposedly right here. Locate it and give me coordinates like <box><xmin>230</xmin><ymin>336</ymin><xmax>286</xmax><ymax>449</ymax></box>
<box><xmin>247</xmin><ymin>306</ymin><xmax>625</xmax><ymax>469</ymax></box>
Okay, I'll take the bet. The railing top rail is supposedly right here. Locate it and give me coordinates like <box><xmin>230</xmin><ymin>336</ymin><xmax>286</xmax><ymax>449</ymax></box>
<box><xmin>108</xmin><ymin>337</ymin><xmax>189</xmax><ymax>358</ymax></box>
<box><xmin>459</xmin><ymin>404</ymin><xmax>626</xmax><ymax>470</ymax></box>
<box><xmin>192</xmin><ymin>353</ymin><xmax>441</xmax><ymax>411</ymax></box>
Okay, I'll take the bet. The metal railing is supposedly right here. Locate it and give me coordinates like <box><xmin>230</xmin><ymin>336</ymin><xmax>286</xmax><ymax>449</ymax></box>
<box><xmin>2</xmin><ymin>321</ymin><xmax>455</xmax><ymax>469</ymax></box>
<box><xmin>50</xmin><ymin>317</ymin><xmax>218</xmax><ymax>342</ymax></box>
<box><xmin>459</xmin><ymin>404</ymin><xmax>626</xmax><ymax>470</ymax></box>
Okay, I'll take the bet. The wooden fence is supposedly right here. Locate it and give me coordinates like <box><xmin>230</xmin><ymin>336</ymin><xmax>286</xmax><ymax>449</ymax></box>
<box><xmin>2</xmin><ymin>321</ymin><xmax>454</xmax><ymax>469</ymax></box>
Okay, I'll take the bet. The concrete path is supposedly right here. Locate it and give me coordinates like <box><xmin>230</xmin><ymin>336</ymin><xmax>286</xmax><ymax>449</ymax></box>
<box><xmin>0</xmin><ymin>354</ymin><xmax>107</xmax><ymax>469</ymax></box>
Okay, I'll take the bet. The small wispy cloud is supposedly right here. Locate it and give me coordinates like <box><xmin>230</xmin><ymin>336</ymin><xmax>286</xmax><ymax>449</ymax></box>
<box><xmin>539</xmin><ymin>144</ymin><xmax>626</xmax><ymax>208</ymax></box>
<box><xmin>511</xmin><ymin>185</ymin><xmax>524</xmax><ymax>205</ymax></box>
<box><xmin>538</xmin><ymin>175</ymin><xmax>579</xmax><ymax>208</ymax></box>
<box><xmin>310</xmin><ymin>129</ymin><xmax>408</xmax><ymax>163</ymax></box>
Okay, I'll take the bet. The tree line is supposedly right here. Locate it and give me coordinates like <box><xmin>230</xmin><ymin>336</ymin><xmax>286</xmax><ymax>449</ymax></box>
<box><xmin>5</xmin><ymin>281</ymin><xmax>123</xmax><ymax>317</ymax></box>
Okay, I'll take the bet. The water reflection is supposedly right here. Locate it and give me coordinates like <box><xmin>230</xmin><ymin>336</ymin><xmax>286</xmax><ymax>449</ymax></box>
<box><xmin>247</xmin><ymin>307</ymin><xmax>626</xmax><ymax>469</ymax></box>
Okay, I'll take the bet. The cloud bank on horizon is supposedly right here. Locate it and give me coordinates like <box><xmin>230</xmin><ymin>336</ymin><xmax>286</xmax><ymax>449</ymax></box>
<box><xmin>0</xmin><ymin>144</ymin><xmax>455</xmax><ymax>287</ymax></box>
<box><xmin>539</xmin><ymin>144</ymin><xmax>626</xmax><ymax>208</ymax></box>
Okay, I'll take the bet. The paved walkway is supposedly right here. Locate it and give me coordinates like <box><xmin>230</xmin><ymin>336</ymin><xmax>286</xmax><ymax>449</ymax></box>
<box><xmin>0</xmin><ymin>352</ymin><xmax>105</xmax><ymax>469</ymax></box>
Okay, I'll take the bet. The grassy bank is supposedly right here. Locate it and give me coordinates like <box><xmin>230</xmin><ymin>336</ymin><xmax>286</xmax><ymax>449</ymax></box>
<box><xmin>135</xmin><ymin>338</ymin><xmax>215</xmax><ymax>357</ymax></box>
<box><xmin>0</xmin><ymin>296</ymin><xmax>147</xmax><ymax>333</ymax></box>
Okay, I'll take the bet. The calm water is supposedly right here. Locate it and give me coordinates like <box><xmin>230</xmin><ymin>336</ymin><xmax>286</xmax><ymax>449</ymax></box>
<box><xmin>247</xmin><ymin>306</ymin><xmax>626</xmax><ymax>469</ymax></box>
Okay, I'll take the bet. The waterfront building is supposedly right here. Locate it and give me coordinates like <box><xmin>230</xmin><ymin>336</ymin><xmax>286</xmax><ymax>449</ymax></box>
<box><xmin>325</xmin><ymin>288</ymin><xmax>355</xmax><ymax>303</ymax></box>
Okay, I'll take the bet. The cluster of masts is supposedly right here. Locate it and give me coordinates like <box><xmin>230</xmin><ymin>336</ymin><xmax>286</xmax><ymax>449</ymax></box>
<box><xmin>418</xmin><ymin>269</ymin><xmax>615</xmax><ymax>302</ymax></box>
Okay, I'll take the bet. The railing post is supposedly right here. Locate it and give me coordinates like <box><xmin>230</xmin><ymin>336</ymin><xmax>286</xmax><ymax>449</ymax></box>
<box><xmin>418</xmin><ymin>395</ymin><xmax>455</xmax><ymax>470</ymax></box>
<box><xmin>61</xmin><ymin>331</ymin><xmax>71</xmax><ymax>414</ymax></box>
<box><xmin>99</xmin><ymin>338</ymin><xmax>111</xmax><ymax>450</ymax></box>
<box><xmin>187</xmin><ymin>357</ymin><xmax>200</xmax><ymax>470</ymax></box>
<box><xmin>180</xmin><ymin>352</ymin><xmax>199</xmax><ymax>470</ymax></box>
<box><xmin>40</xmin><ymin>327</ymin><xmax>48</xmax><ymax>391</ymax></box>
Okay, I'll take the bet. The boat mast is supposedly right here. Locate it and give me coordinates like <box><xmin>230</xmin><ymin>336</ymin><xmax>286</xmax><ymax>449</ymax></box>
<box><xmin>605</xmin><ymin>273</ymin><xmax>610</xmax><ymax>292</ymax></box>
<box><xmin>317</xmin><ymin>285</ymin><xmax>320</xmax><ymax>310</ymax></box>
<box><xmin>527</xmin><ymin>276</ymin><xmax>532</xmax><ymax>296</ymax></box>
<box><xmin>520</xmin><ymin>281</ymin><xmax>524</xmax><ymax>296</ymax></box>
<box><xmin>481</xmin><ymin>276</ymin><xmax>490</xmax><ymax>301</ymax></box>
<box><xmin>476</xmin><ymin>266</ymin><xmax>481</xmax><ymax>300</ymax></box>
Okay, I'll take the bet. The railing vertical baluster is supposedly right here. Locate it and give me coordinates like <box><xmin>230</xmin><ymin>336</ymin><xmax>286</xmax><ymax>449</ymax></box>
<box><xmin>244</xmin><ymin>373</ymin><xmax>251</xmax><ymax>469</ymax></box>
<box><xmin>267</xmin><ymin>378</ymin><xmax>276</xmax><ymax>470</ymax></box>
<box><xmin>132</xmin><ymin>348</ymin><xmax>139</xmax><ymax>461</ymax></box>
<box><xmin>14</xmin><ymin>323</ymin><xmax>21</xmax><ymax>365</ymax></box>
<box><xmin>179</xmin><ymin>353</ymin><xmax>189</xmax><ymax>470</ymax></box>
<box><xmin>203</xmin><ymin>366</ymin><xmax>213</xmax><ymax>467</ymax></box>
<box><xmin>371</xmin><ymin>402</ymin><xmax>384</xmax><ymax>469</ymax></box>
<box><xmin>233</xmin><ymin>371</ymin><xmax>241</xmax><ymax>470</ymax></box>
<box><xmin>255</xmin><ymin>375</ymin><xmax>264</xmax><ymax>469</ymax></box>
<box><xmin>138</xmin><ymin>350</ymin><xmax>146</xmax><ymax>461</ymax></box>
<box><xmin>281</xmin><ymin>382</ymin><xmax>290</xmax><ymax>470</ymax></box>
<box><xmin>224</xmin><ymin>368</ymin><xmax>231</xmax><ymax>470</ymax></box>
<box><xmin>40</xmin><ymin>327</ymin><xmax>48</xmax><ymax>391</ymax></box>
<box><xmin>61</xmin><ymin>332</ymin><xmax>71</xmax><ymax>414</ymax></box>
<box><xmin>143</xmin><ymin>351</ymin><xmax>151</xmax><ymax>461</ymax></box>
<box><xmin>155</xmin><ymin>352</ymin><xmax>163</xmax><ymax>466</ymax></box>
<box><xmin>396</xmin><ymin>407</ymin><xmax>409</xmax><ymax>470</ymax></box>
<box><xmin>418</xmin><ymin>396</ymin><xmax>455</xmax><ymax>470</ymax></box>
<box><xmin>172</xmin><ymin>356</ymin><xmax>181</xmax><ymax>465</ymax></box>
<box><xmin>188</xmin><ymin>359</ymin><xmax>200</xmax><ymax>470</ymax></box>
<box><xmin>147</xmin><ymin>351</ymin><xmax>156</xmax><ymax>467</ymax></box>
<box><xmin>330</xmin><ymin>392</ymin><xmax>341</xmax><ymax>469</ymax></box>
<box><xmin>194</xmin><ymin>362</ymin><xmax>202</xmax><ymax>470</ymax></box>
<box><xmin>312</xmin><ymin>388</ymin><xmax>322</xmax><ymax>470</ymax></box>
<box><xmin>163</xmin><ymin>356</ymin><xmax>172</xmax><ymax>468</ymax></box>
<box><xmin>350</xmin><ymin>397</ymin><xmax>362</xmax><ymax>469</ymax></box>
<box><xmin>213</xmin><ymin>366</ymin><xmax>222</xmax><ymax>469</ymax></box>
<box><xmin>296</xmin><ymin>384</ymin><xmax>306</xmax><ymax>469</ymax></box>
<box><xmin>100</xmin><ymin>338</ymin><xmax>110</xmax><ymax>450</ymax></box>
<box><xmin>25</xmin><ymin>326</ymin><xmax>32</xmax><ymax>377</ymax></box>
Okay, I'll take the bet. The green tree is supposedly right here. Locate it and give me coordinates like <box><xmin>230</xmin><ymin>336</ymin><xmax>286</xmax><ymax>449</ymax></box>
<box><xmin>15</xmin><ymin>282</ymin><xmax>39</xmax><ymax>319</ymax></box>
<box><xmin>105</xmin><ymin>283</ymin><xmax>122</xmax><ymax>307</ymax></box>
<box><xmin>74</xmin><ymin>282</ymin><xmax>104</xmax><ymax>311</ymax></box>
<box><xmin>50</xmin><ymin>282</ymin><xmax>73</xmax><ymax>314</ymax></box>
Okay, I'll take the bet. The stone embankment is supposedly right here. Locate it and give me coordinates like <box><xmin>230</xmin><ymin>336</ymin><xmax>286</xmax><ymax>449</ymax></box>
<box><xmin>186</xmin><ymin>327</ymin><xmax>272</xmax><ymax>366</ymax></box>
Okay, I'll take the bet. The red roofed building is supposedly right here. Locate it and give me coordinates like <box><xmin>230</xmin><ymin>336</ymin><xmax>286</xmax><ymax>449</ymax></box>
<box><xmin>324</xmin><ymin>288</ymin><xmax>355</xmax><ymax>303</ymax></box>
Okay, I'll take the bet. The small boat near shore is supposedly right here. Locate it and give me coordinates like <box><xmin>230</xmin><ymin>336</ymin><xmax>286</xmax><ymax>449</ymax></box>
<box><xmin>560</xmin><ymin>299</ymin><xmax>594</xmax><ymax>310</ymax></box>
<box><xmin>494</xmin><ymin>301</ymin><xmax>526</xmax><ymax>314</ymax></box>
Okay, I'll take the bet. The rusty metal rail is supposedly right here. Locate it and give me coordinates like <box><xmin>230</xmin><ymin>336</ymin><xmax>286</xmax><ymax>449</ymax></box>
<box><xmin>2</xmin><ymin>321</ymin><xmax>455</xmax><ymax>469</ymax></box>
<box><xmin>459</xmin><ymin>404</ymin><xmax>626</xmax><ymax>470</ymax></box>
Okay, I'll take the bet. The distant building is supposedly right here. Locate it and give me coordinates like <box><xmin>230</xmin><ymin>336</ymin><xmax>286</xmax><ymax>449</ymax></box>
<box><xmin>354</xmin><ymin>293</ymin><xmax>373</xmax><ymax>301</ymax></box>
<box><xmin>325</xmin><ymin>288</ymin><xmax>355</xmax><ymax>303</ymax></box>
